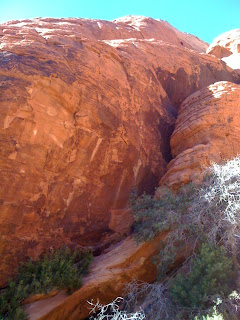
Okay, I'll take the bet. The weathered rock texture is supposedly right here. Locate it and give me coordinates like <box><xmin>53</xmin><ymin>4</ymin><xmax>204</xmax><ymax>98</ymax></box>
<box><xmin>25</xmin><ymin>235</ymin><xmax>164</xmax><ymax>320</ymax></box>
<box><xmin>0</xmin><ymin>16</ymin><xmax>238</xmax><ymax>284</ymax></box>
<box><xmin>160</xmin><ymin>81</ymin><xmax>240</xmax><ymax>188</ymax></box>
<box><xmin>207</xmin><ymin>29</ymin><xmax>240</xmax><ymax>75</ymax></box>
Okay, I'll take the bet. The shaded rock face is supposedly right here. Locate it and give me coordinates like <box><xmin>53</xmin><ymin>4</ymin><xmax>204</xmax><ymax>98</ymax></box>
<box><xmin>207</xmin><ymin>29</ymin><xmax>240</xmax><ymax>75</ymax></box>
<box><xmin>0</xmin><ymin>16</ymin><xmax>238</xmax><ymax>283</ymax></box>
<box><xmin>160</xmin><ymin>81</ymin><xmax>240</xmax><ymax>188</ymax></box>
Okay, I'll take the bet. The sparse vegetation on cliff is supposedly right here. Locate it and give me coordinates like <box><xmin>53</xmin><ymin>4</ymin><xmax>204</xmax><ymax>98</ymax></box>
<box><xmin>0</xmin><ymin>247</ymin><xmax>92</xmax><ymax>320</ymax></box>
<box><xmin>129</xmin><ymin>157</ymin><xmax>240</xmax><ymax>319</ymax></box>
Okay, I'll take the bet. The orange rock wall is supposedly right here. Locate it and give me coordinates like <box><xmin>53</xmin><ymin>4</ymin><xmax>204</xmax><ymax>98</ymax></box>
<box><xmin>160</xmin><ymin>81</ymin><xmax>240</xmax><ymax>188</ymax></box>
<box><xmin>0</xmin><ymin>16</ymin><xmax>238</xmax><ymax>283</ymax></box>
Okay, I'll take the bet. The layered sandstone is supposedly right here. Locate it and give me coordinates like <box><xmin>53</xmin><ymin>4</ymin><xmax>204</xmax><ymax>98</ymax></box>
<box><xmin>207</xmin><ymin>29</ymin><xmax>240</xmax><ymax>75</ymax></box>
<box><xmin>160</xmin><ymin>81</ymin><xmax>240</xmax><ymax>188</ymax></box>
<box><xmin>0</xmin><ymin>16</ymin><xmax>238</xmax><ymax>284</ymax></box>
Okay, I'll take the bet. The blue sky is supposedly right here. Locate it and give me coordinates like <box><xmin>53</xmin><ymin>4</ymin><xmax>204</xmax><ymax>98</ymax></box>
<box><xmin>0</xmin><ymin>0</ymin><xmax>239</xmax><ymax>43</ymax></box>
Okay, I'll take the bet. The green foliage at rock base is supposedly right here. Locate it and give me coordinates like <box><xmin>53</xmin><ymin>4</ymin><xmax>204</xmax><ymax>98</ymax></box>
<box><xmin>130</xmin><ymin>183</ymin><xmax>196</xmax><ymax>244</ymax></box>
<box><xmin>130</xmin><ymin>157</ymin><xmax>240</xmax><ymax>319</ymax></box>
<box><xmin>170</xmin><ymin>244</ymin><xmax>234</xmax><ymax>313</ymax></box>
<box><xmin>0</xmin><ymin>246</ymin><xmax>92</xmax><ymax>320</ymax></box>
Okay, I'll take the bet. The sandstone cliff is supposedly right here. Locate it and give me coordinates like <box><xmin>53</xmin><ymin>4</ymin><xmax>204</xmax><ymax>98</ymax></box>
<box><xmin>0</xmin><ymin>16</ymin><xmax>239</xmax><ymax>286</ymax></box>
<box><xmin>161</xmin><ymin>30</ymin><xmax>240</xmax><ymax>188</ymax></box>
<box><xmin>160</xmin><ymin>81</ymin><xmax>240</xmax><ymax>188</ymax></box>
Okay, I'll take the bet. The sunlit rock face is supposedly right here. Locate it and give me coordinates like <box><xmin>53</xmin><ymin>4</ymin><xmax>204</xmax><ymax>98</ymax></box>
<box><xmin>160</xmin><ymin>81</ymin><xmax>240</xmax><ymax>189</ymax></box>
<box><xmin>25</xmin><ymin>235</ymin><xmax>163</xmax><ymax>320</ymax></box>
<box><xmin>207</xmin><ymin>29</ymin><xmax>240</xmax><ymax>75</ymax></box>
<box><xmin>0</xmin><ymin>16</ymin><xmax>238</xmax><ymax>284</ymax></box>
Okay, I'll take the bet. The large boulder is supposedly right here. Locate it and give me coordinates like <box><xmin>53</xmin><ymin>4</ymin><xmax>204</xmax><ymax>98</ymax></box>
<box><xmin>160</xmin><ymin>81</ymin><xmax>240</xmax><ymax>188</ymax></box>
<box><xmin>0</xmin><ymin>16</ymin><xmax>238</xmax><ymax>284</ymax></box>
<box><xmin>207</xmin><ymin>29</ymin><xmax>240</xmax><ymax>75</ymax></box>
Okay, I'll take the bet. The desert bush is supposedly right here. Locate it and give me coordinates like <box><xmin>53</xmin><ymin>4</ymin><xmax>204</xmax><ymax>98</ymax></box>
<box><xmin>0</xmin><ymin>246</ymin><xmax>92</xmax><ymax>320</ymax></box>
<box><xmin>88</xmin><ymin>297</ymin><xmax>146</xmax><ymax>320</ymax></box>
<box><xmin>88</xmin><ymin>276</ymin><xmax>238</xmax><ymax>320</ymax></box>
<box><xmin>189</xmin><ymin>158</ymin><xmax>240</xmax><ymax>275</ymax></box>
<box><xmin>130</xmin><ymin>157</ymin><xmax>240</xmax><ymax>319</ymax></box>
<box><xmin>132</xmin><ymin>157</ymin><xmax>240</xmax><ymax>275</ymax></box>
<box><xmin>123</xmin><ymin>267</ymin><xmax>234</xmax><ymax>320</ymax></box>
<box><xmin>169</xmin><ymin>243</ymin><xmax>234</xmax><ymax>318</ymax></box>
<box><xmin>130</xmin><ymin>183</ymin><xmax>197</xmax><ymax>243</ymax></box>
<box><xmin>131</xmin><ymin>183</ymin><xmax>198</xmax><ymax>276</ymax></box>
<box><xmin>0</xmin><ymin>280</ymin><xmax>28</xmax><ymax>320</ymax></box>
<box><xmin>17</xmin><ymin>246</ymin><xmax>92</xmax><ymax>294</ymax></box>
<box><xmin>123</xmin><ymin>280</ymin><xmax>178</xmax><ymax>320</ymax></box>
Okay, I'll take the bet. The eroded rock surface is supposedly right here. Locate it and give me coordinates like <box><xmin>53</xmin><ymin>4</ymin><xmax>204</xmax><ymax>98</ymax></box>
<box><xmin>160</xmin><ymin>81</ymin><xmax>240</xmax><ymax>188</ymax></box>
<box><xmin>207</xmin><ymin>29</ymin><xmax>240</xmax><ymax>75</ymax></box>
<box><xmin>26</xmin><ymin>235</ymin><xmax>164</xmax><ymax>320</ymax></box>
<box><xmin>0</xmin><ymin>16</ymin><xmax>238</xmax><ymax>284</ymax></box>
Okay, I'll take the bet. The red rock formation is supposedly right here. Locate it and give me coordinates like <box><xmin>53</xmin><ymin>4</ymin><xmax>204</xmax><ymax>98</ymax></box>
<box><xmin>207</xmin><ymin>29</ymin><xmax>240</xmax><ymax>75</ymax></box>
<box><xmin>160</xmin><ymin>81</ymin><xmax>240</xmax><ymax>188</ymax></box>
<box><xmin>25</xmin><ymin>234</ymin><xmax>177</xmax><ymax>320</ymax></box>
<box><xmin>0</xmin><ymin>16</ymin><xmax>238</xmax><ymax>284</ymax></box>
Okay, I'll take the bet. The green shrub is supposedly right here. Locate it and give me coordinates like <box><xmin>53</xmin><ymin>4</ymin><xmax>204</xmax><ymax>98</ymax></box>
<box><xmin>131</xmin><ymin>184</ymin><xmax>199</xmax><ymax>277</ymax></box>
<box><xmin>0</xmin><ymin>246</ymin><xmax>92</xmax><ymax>320</ymax></box>
<box><xmin>169</xmin><ymin>244</ymin><xmax>234</xmax><ymax>315</ymax></box>
<box><xmin>130</xmin><ymin>157</ymin><xmax>240</xmax><ymax>319</ymax></box>
<box><xmin>131</xmin><ymin>157</ymin><xmax>240</xmax><ymax>278</ymax></box>
<box><xmin>130</xmin><ymin>183</ymin><xmax>196</xmax><ymax>244</ymax></box>
<box><xmin>17</xmin><ymin>246</ymin><xmax>92</xmax><ymax>294</ymax></box>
